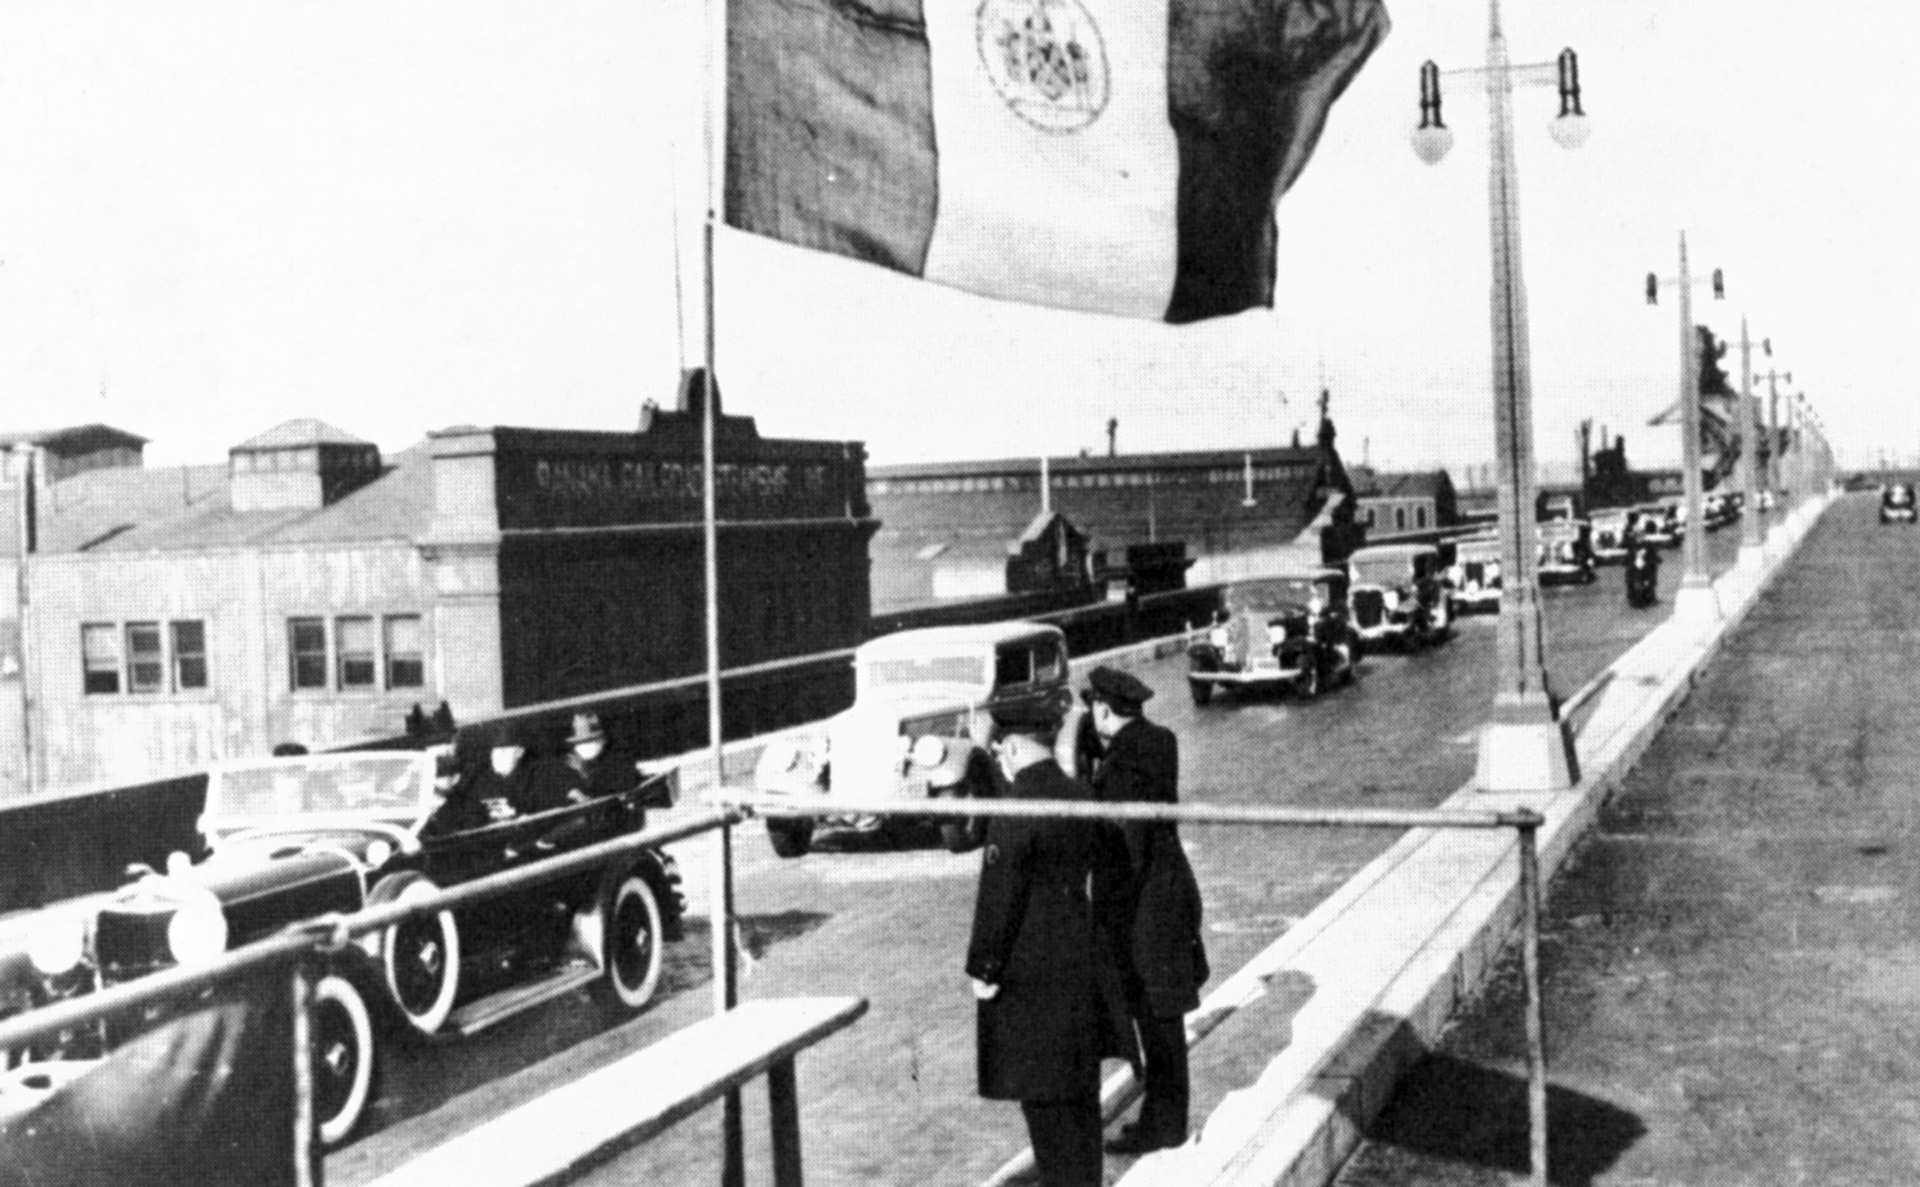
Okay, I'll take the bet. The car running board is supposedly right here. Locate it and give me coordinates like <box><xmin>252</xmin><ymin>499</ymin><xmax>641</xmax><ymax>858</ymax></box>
<box><xmin>448</xmin><ymin>965</ymin><xmax>601</xmax><ymax>1037</ymax></box>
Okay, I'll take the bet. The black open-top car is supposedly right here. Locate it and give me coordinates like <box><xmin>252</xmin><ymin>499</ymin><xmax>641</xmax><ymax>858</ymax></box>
<box><xmin>0</xmin><ymin>750</ymin><xmax>684</xmax><ymax>1146</ymax></box>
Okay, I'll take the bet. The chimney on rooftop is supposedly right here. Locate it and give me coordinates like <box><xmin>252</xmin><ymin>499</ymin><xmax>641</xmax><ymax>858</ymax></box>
<box><xmin>229</xmin><ymin>419</ymin><xmax>382</xmax><ymax>512</ymax></box>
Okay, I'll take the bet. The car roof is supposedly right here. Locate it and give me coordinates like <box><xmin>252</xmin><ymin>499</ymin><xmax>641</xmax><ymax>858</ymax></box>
<box><xmin>858</xmin><ymin>621</ymin><xmax>1066</xmax><ymax>656</ymax></box>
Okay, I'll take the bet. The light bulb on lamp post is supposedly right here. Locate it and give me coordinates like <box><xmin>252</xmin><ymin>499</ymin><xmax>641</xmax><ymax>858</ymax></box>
<box><xmin>1410</xmin><ymin>2</ymin><xmax>1586</xmax><ymax>797</ymax></box>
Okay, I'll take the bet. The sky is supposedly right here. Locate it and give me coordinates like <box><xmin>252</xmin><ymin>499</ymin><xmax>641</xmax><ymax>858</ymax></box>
<box><xmin>0</xmin><ymin>1</ymin><xmax>1911</xmax><ymax>478</ymax></box>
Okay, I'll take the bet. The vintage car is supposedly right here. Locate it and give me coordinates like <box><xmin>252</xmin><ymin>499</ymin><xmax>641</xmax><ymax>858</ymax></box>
<box><xmin>1881</xmin><ymin>483</ymin><xmax>1916</xmax><ymax>523</ymax></box>
<box><xmin>1536</xmin><ymin>520</ymin><xmax>1597</xmax><ymax>585</ymax></box>
<box><xmin>1588</xmin><ymin>509</ymin><xmax>1633</xmax><ymax>564</ymax></box>
<box><xmin>1702</xmin><ymin>491</ymin><xmax>1740</xmax><ymax>531</ymax></box>
<box><xmin>1444</xmin><ymin>534</ymin><xmax>1503</xmax><ymax>615</ymax></box>
<box><xmin>1186</xmin><ymin>570</ymin><xmax>1360</xmax><ymax>704</ymax></box>
<box><xmin>0</xmin><ymin>749</ymin><xmax>684</xmax><ymax>1146</ymax></box>
<box><xmin>1345</xmin><ymin>543</ymin><xmax>1452</xmax><ymax>651</ymax></box>
<box><xmin>1629</xmin><ymin>503</ymin><xmax>1682</xmax><ymax>548</ymax></box>
<box><xmin>753</xmin><ymin>623</ymin><xmax>1072</xmax><ymax>859</ymax></box>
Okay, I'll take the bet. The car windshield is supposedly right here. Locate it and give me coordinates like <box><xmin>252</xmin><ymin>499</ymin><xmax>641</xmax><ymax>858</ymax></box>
<box><xmin>862</xmin><ymin>653</ymin><xmax>991</xmax><ymax>690</ymax></box>
<box><xmin>1350</xmin><ymin>557</ymin><xmax>1416</xmax><ymax>584</ymax></box>
<box><xmin>207</xmin><ymin>754</ymin><xmax>433</xmax><ymax>823</ymax></box>
<box><xmin>1233</xmin><ymin>578</ymin><xmax>1323</xmax><ymax>610</ymax></box>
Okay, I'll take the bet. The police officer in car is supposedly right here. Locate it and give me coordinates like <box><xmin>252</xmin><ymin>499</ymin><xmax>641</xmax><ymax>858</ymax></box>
<box><xmin>967</xmin><ymin>699</ymin><xmax>1135</xmax><ymax>1187</ymax></box>
<box><xmin>1080</xmin><ymin>665</ymin><xmax>1210</xmax><ymax>1156</ymax></box>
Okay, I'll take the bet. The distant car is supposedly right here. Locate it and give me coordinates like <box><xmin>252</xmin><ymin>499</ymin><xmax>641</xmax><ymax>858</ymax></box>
<box><xmin>1881</xmin><ymin>483</ymin><xmax>1917</xmax><ymax>523</ymax></box>
<box><xmin>1445</xmin><ymin>535</ymin><xmax>1503</xmax><ymax>614</ymax></box>
<box><xmin>1186</xmin><ymin>570</ymin><xmax>1360</xmax><ymax>704</ymax></box>
<box><xmin>1589</xmin><ymin>510</ymin><xmax>1633</xmax><ymax>564</ymax></box>
<box><xmin>1346</xmin><ymin>543</ymin><xmax>1452</xmax><ymax>651</ymax></box>
<box><xmin>1702</xmin><ymin>492</ymin><xmax>1740</xmax><ymax>530</ymax></box>
<box><xmin>1</xmin><ymin>750</ymin><xmax>685</xmax><ymax>1146</ymax></box>
<box><xmin>1629</xmin><ymin>504</ymin><xmax>1682</xmax><ymax>548</ymax></box>
<box><xmin>1536</xmin><ymin>520</ymin><xmax>1597</xmax><ymax>585</ymax></box>
<box><xmin>753</xmin><ymin>623</ymin><xmax>1072</xmax><ymax>859</ymax></box>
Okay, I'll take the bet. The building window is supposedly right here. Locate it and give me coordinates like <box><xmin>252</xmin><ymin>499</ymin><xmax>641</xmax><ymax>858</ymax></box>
<box><xmin>82</xmin><ymin>624</ymin><xmax>121</xmax><ymax>694</ymax></box>
<box><xmin>1416</xmin><ymin>505</ymin><xmax>1429</xmax><ymax>529</ymax></box>
<box><xmin>1394</xmin><ymin>507</ymin><xmax>1407</xmax><ymax>531</ymax></box>
<box><xmin>289</xmin><ymin>618</ymin><xmax>328</xmax><ymax>690</ymax></box>
<box><xmin>336</xmin><ymin>616</ymin><xmax>377</xmax><ymax>688</ymax></box>
<box><xmin>172</xmin><ymin>621</ymin><xmax>208</xmax><ymax>690</ymax></box>
<box><xmin>1363</xmin><ymin>507</ymin><xmax>1377</xmax><ymax>528</ymax></box>
<box><xmin>384</xmin><ymin>615</ymin><xmax>425</xmax><ymax>689</ymax></box>
<box><xmin>126</xmin><ymin>622</ymin><xmax>164</xmax><ymax>693</ymax></box>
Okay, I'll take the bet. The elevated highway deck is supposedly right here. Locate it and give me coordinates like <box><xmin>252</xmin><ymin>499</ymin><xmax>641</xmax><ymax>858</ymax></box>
<box><xmin>322</xmin><ymin>510</ymin><xmax>1791</xmax><ymax>1187</ymax></box>
<box><xmin>1339</xmin><ymin>491</ymin><xmax>1908</xmax><ymax>1186</ymax></box>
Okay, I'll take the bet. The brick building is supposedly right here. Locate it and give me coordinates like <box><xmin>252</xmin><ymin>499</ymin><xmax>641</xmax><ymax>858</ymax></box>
<box><xmin>0</xmin><ymin>393</ymin><xmax>874</xmax><ymax>796</ymax></box>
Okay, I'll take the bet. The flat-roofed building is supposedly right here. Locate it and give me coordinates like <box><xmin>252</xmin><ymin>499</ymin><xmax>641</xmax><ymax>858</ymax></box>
<box><xmin>866</xmin><ymin>426</ymin><xmax>1354</xmax><ymax>612</ymax></box>
<box><xmin>0</xmin><ymin>391</ymin><xmax>874</xmax><ymax>795</ymax></box>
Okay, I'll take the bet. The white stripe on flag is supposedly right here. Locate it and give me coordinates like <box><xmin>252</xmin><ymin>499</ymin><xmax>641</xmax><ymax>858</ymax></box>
<box><xmin>920</xmin><ymin>0</ymin><xmax>1180</xmax><ymax>320</ymax></box>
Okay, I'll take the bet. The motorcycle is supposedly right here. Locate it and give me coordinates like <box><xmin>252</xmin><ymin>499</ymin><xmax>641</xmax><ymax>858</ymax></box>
<box><xmin>1624</xmin><ymin>542</ymin><xmax>1660</xmax><ymax>608</ymax></box>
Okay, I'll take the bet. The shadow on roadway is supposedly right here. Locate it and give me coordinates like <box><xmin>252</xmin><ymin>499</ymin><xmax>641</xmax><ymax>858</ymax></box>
<box><xmin>1343</xmin><ymin>1052</ymin><xmax>1644</xmax><ymax>1187</ymax></box>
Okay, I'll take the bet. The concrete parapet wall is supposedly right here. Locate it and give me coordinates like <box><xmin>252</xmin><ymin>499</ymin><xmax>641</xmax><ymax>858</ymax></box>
<box><xmin>1110</xmin><ymin>496</ymin><xmax>1835</xmax><ymax>1187</ymax></box>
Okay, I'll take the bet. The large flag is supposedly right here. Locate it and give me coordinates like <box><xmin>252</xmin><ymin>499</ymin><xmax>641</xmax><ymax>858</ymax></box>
<box><xmin>725</xmin><ymin>0</ymin><xmax>1389</xmax><ymax>323</ymax></box>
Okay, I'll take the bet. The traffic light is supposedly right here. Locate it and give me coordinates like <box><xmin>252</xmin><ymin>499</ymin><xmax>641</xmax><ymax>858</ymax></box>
<box><xmin>1645</xmin><ymin>273</ymin><xmax>1658</xmax><ymax>304</ymax></box>
<box><xmin>1711</xmin><ymin>268</ymin><xmax>1724</xmax><ymax>299</ymax></box>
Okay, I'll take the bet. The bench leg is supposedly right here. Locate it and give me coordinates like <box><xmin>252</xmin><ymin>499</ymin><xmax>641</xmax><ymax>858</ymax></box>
<box><xmin>769</xmin><ymin>1056</ymin><xmax>802</xmax><ymax>1187</ymax></box>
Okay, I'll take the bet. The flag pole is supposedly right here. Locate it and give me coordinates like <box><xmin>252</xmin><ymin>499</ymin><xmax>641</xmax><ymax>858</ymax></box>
<box><xmin>699</xmin><ymin>0</ymin><xmax>745</xmax><ymax>1181</ymax></box>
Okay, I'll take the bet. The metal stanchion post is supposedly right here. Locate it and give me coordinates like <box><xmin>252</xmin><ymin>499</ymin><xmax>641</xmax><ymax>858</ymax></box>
<box><xmin>291</xmin><ymin>960</ymin><xmax>319</xmax><ymax>1187</ymax></box>
<box><xmin>1518</xmin><ymin>822</ymin><xmax>1547</xmax><ymax>1187</ymax></box>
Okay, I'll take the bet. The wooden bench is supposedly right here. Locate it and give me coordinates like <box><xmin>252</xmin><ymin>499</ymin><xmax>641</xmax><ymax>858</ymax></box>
<box><xmin>364</xmin><ymin>995</ymin><xmax>868</xmax><ymax>1187</ymax></box>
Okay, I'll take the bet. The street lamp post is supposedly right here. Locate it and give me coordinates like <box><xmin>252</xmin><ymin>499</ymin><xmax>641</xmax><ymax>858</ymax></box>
<box><xmin>1412</xmin><ymin>0</ymin><xmax>1584</xmax><ymax>798</ymax></box>
<box><xmin>1735</xmin><ymin>317</ymin><xmax>1765</xmax><ymax>568</ymax></box>
<box><xmin>1643</xmin><ymin>235</ymin><xmax>1723</xmax><ymax>621</ymax></box>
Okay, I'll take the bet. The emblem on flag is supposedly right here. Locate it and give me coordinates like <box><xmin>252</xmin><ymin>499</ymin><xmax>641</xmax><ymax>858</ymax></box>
<box><xmin>976</xmin><ymin>0</ymin><xmax>1109</xmax><ymax>133</ymax></box>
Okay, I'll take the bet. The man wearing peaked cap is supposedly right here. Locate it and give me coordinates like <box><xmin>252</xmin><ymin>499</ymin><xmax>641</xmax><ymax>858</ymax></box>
<box><xmin>1081</xmin><ymin>665</ymin><xmax>1209</xmax><ymax>1157</ymax></box>
<box><xmin>1082</xmin><ymin>666</ymin><xmax>1154</xmax><ymax>714</ymax></box>
<box><xmin>968</xmin><ymin>693</ymin><xmax>1135</xmax><ymax>1185</ymax></box>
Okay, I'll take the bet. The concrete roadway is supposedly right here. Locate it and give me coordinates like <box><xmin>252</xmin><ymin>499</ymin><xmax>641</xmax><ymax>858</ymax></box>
<box><xmin>1337</xmin><ymin>493</ymin><xmax>1918</xmax><ymax>1187</ymax></box>
<box><xmin>326</xmin><ymin>524</ymin><xmax>1762</xmax><ymax>1187</ymax></box>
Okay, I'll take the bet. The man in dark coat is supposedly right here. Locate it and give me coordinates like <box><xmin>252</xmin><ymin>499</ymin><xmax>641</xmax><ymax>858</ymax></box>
<box><xmin>967</xmin><ymin>700</ymin><xmax>1135</xmax><ymax>1187</ymax></box>
<box><xmin>1081</xmin><ymin>665</ymin><xmax>1210</xmax><ymax>1155</ymax></box>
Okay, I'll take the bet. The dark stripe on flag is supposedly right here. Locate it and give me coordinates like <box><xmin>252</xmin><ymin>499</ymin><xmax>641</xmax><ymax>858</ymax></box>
<box><xmin>726</xmin><ymin>0</ymin><xmax>938</xmax><ymax>275</ymax></box>
<box><xmin>1164</xmin><ymin>0</ymin><xmax>1390</xmax><ymax>324</ymax></box>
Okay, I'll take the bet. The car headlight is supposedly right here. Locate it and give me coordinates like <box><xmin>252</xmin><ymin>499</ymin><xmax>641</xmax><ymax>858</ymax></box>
<box><xmin>165</xmin><ymin>888</ymin><xmax>229</xmax><ymax>968</ymax></box>
<box><xmin>1384</xmin><ymin>590</ymin><xmax>1402</xmax><ymax>611</ymax></box>
<box><xmin>910</xmin><ymin>735</ymin><xmax>947</xmax><ymax>768</ymax></box>
<box><xmin>26</xmin><ymin>911</ymin><xmax>86</xmax><ymax>977</ymax></box>
<box><xmin>1208</xmin><ymin>627</ymin><xmax>1230</xmax><ymax>649</ymax></box>
<box><xmin>1486</xmin><ymin>562</ymin><xmax>1502</xmax><ymax>582</ymax></box>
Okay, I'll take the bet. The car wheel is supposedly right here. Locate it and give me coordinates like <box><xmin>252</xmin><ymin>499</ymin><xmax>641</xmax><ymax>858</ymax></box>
<box><xmin>375</xmin><ymin>875</ymin><xmax>461</xmax><ymax>1039</ymax></box>
<box><xmin>311</xmin><ymin>971</ymin><xmax>378</xmax><ymax>1147</ymax></box>
<box><xmin>1188</xmin><ymin>679</ymin><xmax>1213</xmax><ymax>706</ymax></box>
<box><xmin>589</xmin><ymin>871</ymin><xmax>664</xmax><ymax>1016</ymax></box>
<box><xmin>767</xmin><ymin>820</ymin><xmax>813</xmax><ymax>859</ymax></box>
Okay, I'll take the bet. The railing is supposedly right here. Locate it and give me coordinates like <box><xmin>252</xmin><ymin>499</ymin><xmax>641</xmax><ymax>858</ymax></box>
<box><xmin>716</xmin><ymin>794</ymin><xmax>1556</xmax><ymax>1187</ymax></box>
<box><xmin>1</xmin><ymin>793</ymin><xmax>1553</xmax><ymax>1187</ymax></box>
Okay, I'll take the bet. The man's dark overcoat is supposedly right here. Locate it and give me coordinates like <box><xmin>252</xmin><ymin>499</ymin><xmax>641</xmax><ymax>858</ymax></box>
<box><xmin>1091</xmin><ymin>717</ymin><xmax>1209</xmax><ymax>1015</ymax></box>
<box><xmin>967</xmin><ymin>759</ymin><xmax>1135</xmax><ymax>1102</ymax></box>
